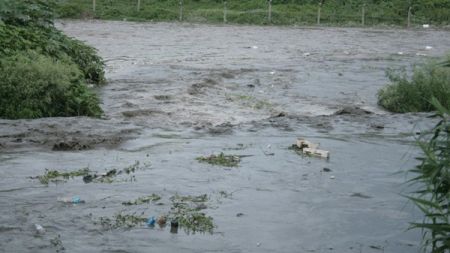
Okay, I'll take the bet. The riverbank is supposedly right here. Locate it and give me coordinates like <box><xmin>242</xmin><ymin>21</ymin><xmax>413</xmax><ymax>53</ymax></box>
<box><xmin>56</xmin><ymin>0</ymin><xmax>450</xmax><ymax>27</ymax></box>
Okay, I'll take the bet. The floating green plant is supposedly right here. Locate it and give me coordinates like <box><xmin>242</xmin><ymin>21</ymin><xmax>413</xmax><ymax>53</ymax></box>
<box><xmin>36</xmin><ymin>168</ymin><xmax>90</xmax><ymax>184</ymax></box>
<box><xmin>196</xmin><ymin>153</ymin><xmax>240</xmax><ymax>167</ymax></box>
<box><xmin>168</xmin><ymin>194</ymin><xmax>214</xmax><ymax>234</ymax></box>
<box><xmin>122</xmin><ymin>194</ymin><xmax>161</xmax><ymax>206</ymax></box>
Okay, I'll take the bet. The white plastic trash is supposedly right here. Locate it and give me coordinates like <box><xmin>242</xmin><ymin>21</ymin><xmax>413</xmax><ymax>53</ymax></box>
<box><xmin>423</xmin><ymin>24</ymin><xmax>430</xmax><ymax>28</ymax></box>
<box><xmin>34</xmin><ymin>224</ymin><xmax>45</xmax><ymax>235</ymax></box>
<box><xmin>425</xmin><ymin>46</ymin><xmax>433</xmax><ymax>50</ymax></box>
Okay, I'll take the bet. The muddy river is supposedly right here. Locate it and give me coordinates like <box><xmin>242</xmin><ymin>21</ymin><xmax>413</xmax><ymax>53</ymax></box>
<box><xmin>1</xmin><ymin>21</ymin><xmax>449</xmax><ymax>252</ymax></box>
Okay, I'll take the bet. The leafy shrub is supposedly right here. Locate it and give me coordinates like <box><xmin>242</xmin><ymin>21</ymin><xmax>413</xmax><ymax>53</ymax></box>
<box><xmin>55</xmin><ymin>2</ymin><xmax>85</xmax><ymax>18</ymax></box>
<box><xmin>0</xmin><ymin>0</ymin><xmax>55</xmax><ymax>27</ymax></box>
<box><xmin>408</xmin><ymin>99</ymin><xmax>450</xmax><ymax>252</ymax></box>
<box><xmin>378</xmin><ymin>56</ymin><xmax>450</xmax><ymax>113</ymax></box>
<box><xmin>0</xmin><ymin>23</ymin><xmax>105</xmax><ymax>84</ymax></box>
<box><xmin>0</xmin><ymin>52</ymin><xmax>102</xmax><ymax>119</ymax></box>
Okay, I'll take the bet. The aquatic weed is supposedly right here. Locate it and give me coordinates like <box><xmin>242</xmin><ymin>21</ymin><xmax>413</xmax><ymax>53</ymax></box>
<box><xmin>95</xmin><ymin>213</ymin><xmax>148</xmax><ymax>230</ymax></box>
<box><xmin>36</xmin><ymin>167</ymin><xmax>90</xmax><ymax>184</ymax></box>
<box><xmin>168</xmin><ymin>194</ymin><xmax>214</xmax><ymax>234</ymax></box>
<box><xmin>196</xmin><ymin>153</ymin><xmax>240</xmax><ymax>167</ymax></box>
<box><xmin>83</xmin><ymin>161</ymin><xmax>140</xmax><ymax>184</ymax></box>
<box><xmin>122</xmin><ymin>194</ymin><xmax>161</xmax><ymax>206</ymax></box>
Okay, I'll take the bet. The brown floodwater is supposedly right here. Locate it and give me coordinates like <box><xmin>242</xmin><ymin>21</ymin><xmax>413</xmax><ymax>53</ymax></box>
<box><xmin>0</xmin><ymin>20</ymin><xmax>449</xmax><ymax>253</ymax></box>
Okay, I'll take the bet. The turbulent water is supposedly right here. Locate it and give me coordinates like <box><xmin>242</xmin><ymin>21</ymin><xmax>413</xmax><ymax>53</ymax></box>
<box><xmin>1</xmin><ymin>20</ymin><xmax>449</xmax><ymax>253</ymax></box>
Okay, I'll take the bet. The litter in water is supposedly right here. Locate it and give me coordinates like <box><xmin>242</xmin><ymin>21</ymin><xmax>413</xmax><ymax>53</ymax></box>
<box><xmin>290</xmin><ymin>139</ymin><xmax>330</xmax><ymax>159</ymax></box>
<box><xmin>34</xmin><ymin>224</ymin><xmax>45</xmax><ymax>235</ymax></box>
<box><xmin>57</xmin><ymin>196</ymin><xmax>85</xmax><ymax>204</ymax></box>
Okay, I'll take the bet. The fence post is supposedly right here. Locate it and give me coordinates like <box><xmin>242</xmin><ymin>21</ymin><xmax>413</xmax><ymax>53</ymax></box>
<box><xmin>137</xmin><ymin>0</ymin><xmax>141</xmax><ymax>12</ymax></box>
<box><xmin>268</xmin><ymin>0</ymin><xmax>272</xmax><ymax>23</ymax></box>
<box><xmin>317</xmin><ymin>2</ymin><xmax>321</xmax><ymax>25</ymax></box>
<box><xmin>179</xmin><ymin>0</ymin><xmax>183</xmax><ymax>22</ymax></box>
<box><xmin>407</xmin><ymin>6</ymin><xmax>411</xmax><ymax>28</ymax></box>
<box><xmin>223</xmin><ymin>1</ymin><xmax>227</xmax><ymax>23</ymax></box>
<box><xmin>93</xmin><ymin>0</ymin><xmax>96</xmax><ymax>12</ymax></box>
<box><xmin>361</xmin><ymin>4</ymin><xmax>365</xmax><ymax>26</ymax></box>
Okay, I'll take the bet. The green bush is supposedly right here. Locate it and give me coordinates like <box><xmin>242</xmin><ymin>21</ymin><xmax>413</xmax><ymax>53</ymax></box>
<box><xmin>408</xmin><ymin>99</ymin><xmax>450</xmax><ymax>252</ymax></box>
<box><xmin>0</xmin><ymin>52</ymin><xmax>102</xmax><ymax>119</ymax></box>
<box><xmin>0</xmin><ymin>0</ymin><xmax>55</xmax><ymax>27</ymax></box>
<box><xmin>0</xmin><ymin>23</ymin><xmax>105</xmax><ymax>85</ymax></box>
<box><xmin>55</xmin><ymin>2</ymin><xmax>85</xmax><ymax>18</ymax></box>
<box><xmin>0</xmin><ymin>0</ymin><xmax>105</xmax><ymax>119</ymax></box>
<box><xmin>378</xmin><ymin>56</ymin><xmax>450</xmax><ymax>113</ymax></box>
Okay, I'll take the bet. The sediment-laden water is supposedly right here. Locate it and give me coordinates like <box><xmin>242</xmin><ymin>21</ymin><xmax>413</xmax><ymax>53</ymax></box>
<box><xmin>1</xmin><ymin>20</ymin><xmax>449</xmax><ymax>253</ymax></box>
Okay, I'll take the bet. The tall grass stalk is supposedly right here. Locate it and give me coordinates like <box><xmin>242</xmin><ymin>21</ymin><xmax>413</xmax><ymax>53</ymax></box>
<box><xmin>408</xmin><ymin>98</ymin><xmax>450</xmax><ymax>252</ymax></box>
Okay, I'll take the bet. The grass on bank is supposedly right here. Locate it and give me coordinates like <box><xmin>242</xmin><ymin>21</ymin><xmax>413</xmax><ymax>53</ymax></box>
<box><xmin>55</xmin><ymin>0</ymin><xmax>450</xmax><ymax>26</ymax></box>
<box><xmin>378</xmin><ymin>55</ymin><xmax>450</xmax><ymax>113</ymax></box>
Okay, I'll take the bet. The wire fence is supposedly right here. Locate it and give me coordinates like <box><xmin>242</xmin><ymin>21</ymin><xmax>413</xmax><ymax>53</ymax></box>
<box><xmin>56</xmin><ymin>0</ymin><xmax>449</xmax><ymax>27</ymax></box>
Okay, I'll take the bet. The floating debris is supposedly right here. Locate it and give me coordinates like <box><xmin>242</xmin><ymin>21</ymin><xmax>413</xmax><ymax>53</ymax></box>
<box><xmin>94</xmin><ymin>193</ymin><xmax>215</xmax><ymax>233</ymax></box>
<box><xmin>197</xmin><ymin>153</ymin><xmax>241</xmax><ymax>167</ymax></box>
<box><xmin>157</xmin><ymin>215</ymin><xmax>167</xmax><ymax>226</ymax></box>
<box><xmin>95</xmin><ymin>213</ymin><xmax>148</xmax><ymax>230</ymax></box>
<box><xmin>350</xmin><ymin>193</ymin><xmax>372</xmax><ymax>199</ymax></box>
<box><xmin>170</xmin><ymin>220</ymin><xmax>179</xmax><ymax>234</ymax></box>
<box><xmin>33</xmin><ymin>168</ymin><xmax>90</xmax><ymax>185</ymax></box>
<box><xmin>168</xmin><ymin>194</ymin><xmax>215</xmax><ymax>234</ymax></box>
<box><xmin>34</xmin><ymin>224</ymin><xmax>45</xmax><ymax>235</ymax></box>
<box><xmin>147</xmin><ymin>216</ymin><xmax>156</xmax><ymax>226</ymax></box>
<box><xmin>122</xmin><ymin>194</ymin><xmax>161</xmax><ymax>205</ymax></box>
<box><xmin>33</xmin><ymin>161</ymin><xmax>142</xmax><ymax>185</ymax></box>
<box><xmin>289</xmin><ymin>139</ymin><xmax>330</xmax><ymax>159</ymax></box>
<box><xmin>322</xmin><ymin>168</ymin><xmax>332</xmax><ymax>172</ymax></box>
<box><xmin>83</xmin><ymin>161</ymin><xmax>140</xmax><ymax>184</ymax></box>
<box><xmin>57</xmin><ymin>196</ymin><xmax>85</xmax><ymax>204</ymax></box>
<box><xmin>50</xmin><ymin>235</ymin><xmax>65</xmax><ymax>253</ymax></box>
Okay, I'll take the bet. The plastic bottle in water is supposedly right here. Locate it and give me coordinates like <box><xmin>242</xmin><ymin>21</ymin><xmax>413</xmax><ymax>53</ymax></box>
<box><xmin>147</xmin><ymin>216</ymin><xmax>156</xmax><ymax>226</ymax></box>
<box><xmin>57</xmin><ymin>196</ymin><xmax>85</xmax><ymax>204</ymax></box>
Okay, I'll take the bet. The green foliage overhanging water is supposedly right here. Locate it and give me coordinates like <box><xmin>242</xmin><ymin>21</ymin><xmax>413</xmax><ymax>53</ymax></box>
<box><xmin>0</xmin><ymin>0</ymin><xmax>105</xmax><ymax>119</ymax></box>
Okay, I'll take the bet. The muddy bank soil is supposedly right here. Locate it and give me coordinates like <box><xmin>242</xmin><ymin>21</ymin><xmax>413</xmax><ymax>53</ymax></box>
<box><xmin>0</xmin><ymin>21</ymin><xmax>449</xmax><ymax>253</ymax></box>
